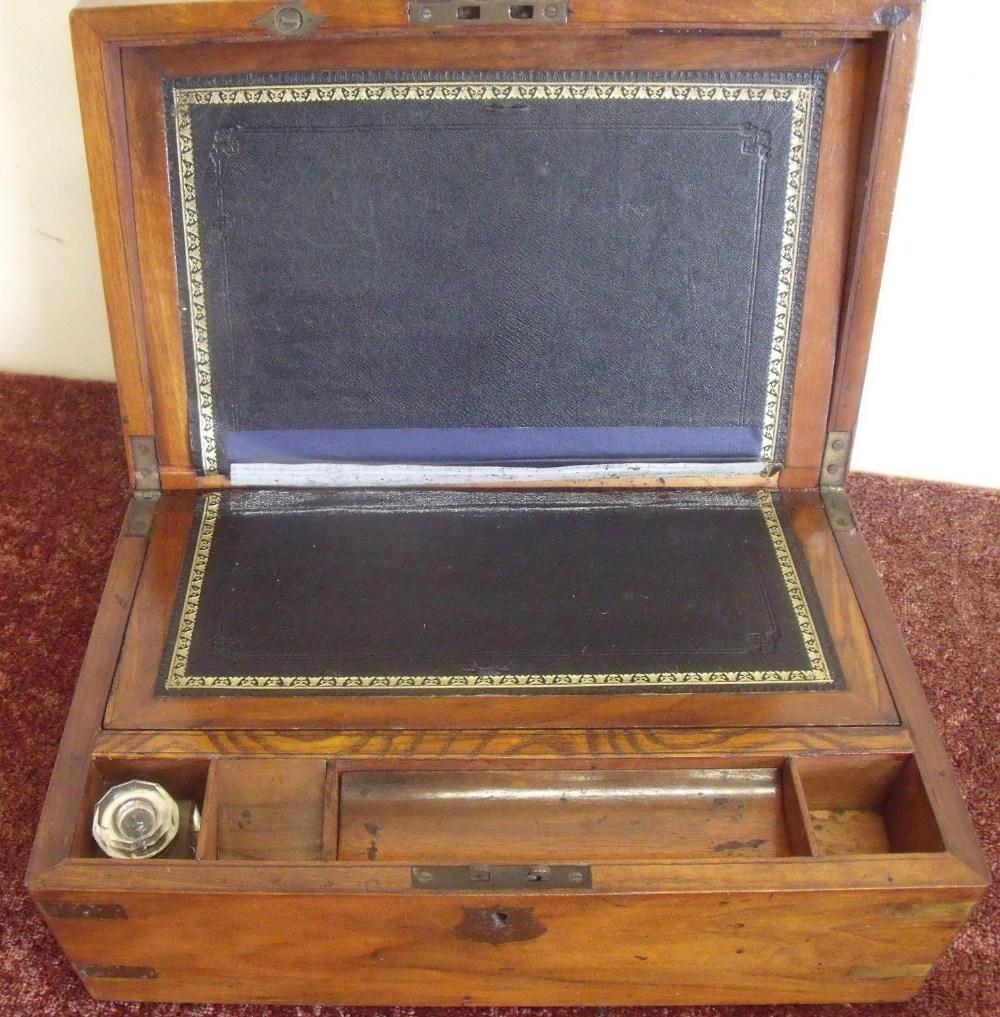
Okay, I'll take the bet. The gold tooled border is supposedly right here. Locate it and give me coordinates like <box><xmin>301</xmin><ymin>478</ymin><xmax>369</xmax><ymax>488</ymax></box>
<box><xmin>164</xmin><ymin>491</ymin><xmax>834</xmax><ymax>692</ymax></box>
<box><xmin>165</xmin><ymin>490</ymin><xmax>220</xmax><ymax>688</ymax></box>
<box><xmin>171</xmin><ymin>79</ymin><xmax>818</xmax><ymax>475</ymax></box>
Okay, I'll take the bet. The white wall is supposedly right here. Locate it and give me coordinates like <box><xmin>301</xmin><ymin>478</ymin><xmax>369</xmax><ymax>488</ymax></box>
<box><xmin>0</xmin><ymin>0</ymin><xmax>114</xmax><ymax>381</ymax></box>
<box><xmin>0</xmin><ymin>2</ymin><xmax>996</xmax><ymax>486</ymax></box>
<box><xmin>852</xmin><ymin>0</ymin><xmax>1000</xmax><ymax>487</ymax></box>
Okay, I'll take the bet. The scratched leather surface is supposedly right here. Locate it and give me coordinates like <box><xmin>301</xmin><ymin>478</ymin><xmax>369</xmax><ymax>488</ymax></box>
<box><xmin>166</xmin><ymin>72</ymin><xmax>824</xmax><ymax>473</ymax></box>
<box><xmin>159</xmin><ymin>490</ymin><xmax>843</xmax><ymax>695</ymax></box>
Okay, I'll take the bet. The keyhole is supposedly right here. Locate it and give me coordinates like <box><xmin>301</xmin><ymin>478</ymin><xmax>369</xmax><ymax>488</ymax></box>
<box><xmin>493</xmin><ymin>909</ymin><xmax>510</xmax><ymax>928</ymax></box>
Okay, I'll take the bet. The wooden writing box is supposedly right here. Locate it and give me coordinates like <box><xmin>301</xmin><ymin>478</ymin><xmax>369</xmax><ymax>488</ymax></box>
<box><xmin>29</xmin><ymin>0</ymin><xmax>989</xmax><ymax>1006</ymax></box>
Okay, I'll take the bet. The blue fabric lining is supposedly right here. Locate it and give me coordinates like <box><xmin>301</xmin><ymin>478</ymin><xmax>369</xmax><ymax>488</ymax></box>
<box><xmin>228</xmin><ymin>426</ymin><xmax>761</xmax><ymax>465</ymax></box>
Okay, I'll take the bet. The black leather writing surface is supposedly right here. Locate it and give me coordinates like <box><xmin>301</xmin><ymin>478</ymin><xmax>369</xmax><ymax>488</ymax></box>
<box><xmin>165</xmin><ymin>73</ymin><xmax>824</xmax><ymax>475</ymax></box>
<box><xmin>160</xmin><ymin>490</ymin><xmax>841</xmax><ymax>695</ymax></box>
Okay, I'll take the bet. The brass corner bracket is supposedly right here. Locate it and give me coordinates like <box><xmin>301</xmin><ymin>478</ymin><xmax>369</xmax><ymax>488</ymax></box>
<box><xmin>875</xmin><ymin>4</ymin><xmax>912</xmax><ymax>28</ymax></box>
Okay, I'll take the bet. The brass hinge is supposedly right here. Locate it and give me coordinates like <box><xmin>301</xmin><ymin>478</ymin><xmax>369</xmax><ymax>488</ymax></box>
<box><xmin>822</xmin><ymin>487</ymin><xmax>857</xmax><ymax>535</ymax></box>
<box><xmin>821</xmin><ymin>430</ymin><xmax>851</xmax><ymax>488</ymax></box>
<box><xmin>409</xmin><ymin>0</ymin><xmax>569</xmax><ymax>26</ymax></box>
<box><xmin>129</xmin><ymin>435</ymin><xmax>160</xmax><ymax>492</ymax></box>
<box><xmin>820</xmin><ymin>430</ymin><xmax>857</xmax><ymax>534</ymax></box>
<box><xmin>123</xmin><ymin>493</ymin><xmax>160</xmax><ymax>538</ymax></box>
<box><xmin>42</xmin><ymin>902</ymin><xmax>127</xmax><ymax>920</ymax></box>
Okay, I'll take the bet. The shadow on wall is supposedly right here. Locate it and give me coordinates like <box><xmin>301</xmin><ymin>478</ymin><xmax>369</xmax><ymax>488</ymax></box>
<box><xmin>0</xmin><ymin>1</ymin><xmax>114</xmax><ymax>381</ymax></box>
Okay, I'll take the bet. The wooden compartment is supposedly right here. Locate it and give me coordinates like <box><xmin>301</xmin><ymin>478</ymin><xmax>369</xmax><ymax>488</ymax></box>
<box><xmin>337</xmin><ymin>767</ymin><xmax>808</xmax><ymax>862</ymax></box>
<box><xmin>201</xmin><ymin>758</ymin><xmax>330</xmax><ymax>861</ymax></box>
<box><xmin>794</xmin><ymin>755</ymin><xmax>946</xmax><ymax>856</ymax></box>
<box><xmin>72</xmin><ymin>758</ymin><xmax>208</xmax><ymax>859</ymax></box>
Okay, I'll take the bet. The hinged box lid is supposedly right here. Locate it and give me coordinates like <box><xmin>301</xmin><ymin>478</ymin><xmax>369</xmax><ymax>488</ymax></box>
<box><xmin>72</xmin><ymin>0</ymin><xmax>922</xmax><ymax>493</ymax></box>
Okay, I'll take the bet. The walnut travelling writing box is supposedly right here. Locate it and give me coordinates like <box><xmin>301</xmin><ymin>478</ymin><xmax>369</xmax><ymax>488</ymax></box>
<box><xmin>28</xmin><ymin>0</ymin><xmax>988</xmax><ymax>1006</ymax></box>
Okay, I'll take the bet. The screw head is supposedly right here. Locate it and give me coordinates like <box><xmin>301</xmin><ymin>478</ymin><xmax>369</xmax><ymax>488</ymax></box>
<box><xmin>543</xmin><ymin>3</ymin><xmax>559</xmax><ymax>15</ymax></box>
<box><xmin>275</xmin><ymin>6</ymin><xmax>304</xmax><ymax>32</ymax></box>
<box><xmin>420</xmin><ymin>5</ymin><xmax>434</xmax><ymax>18</ymax></box>
<box><xmin>831</xmin><ymin>438</ymin><xmax>845</xmax><ymax>451</ymax></box>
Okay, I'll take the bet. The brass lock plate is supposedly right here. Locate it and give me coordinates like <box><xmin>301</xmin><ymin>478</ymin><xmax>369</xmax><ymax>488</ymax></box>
<box><xmin>409</xmin><ymin>0</ymin><xmax>569</xmax><ymax>26</ymax></box>
<box><xmin>411</xmin><ymin>863</ymin><xmax>591</xmax><ymax>890</ymax></box>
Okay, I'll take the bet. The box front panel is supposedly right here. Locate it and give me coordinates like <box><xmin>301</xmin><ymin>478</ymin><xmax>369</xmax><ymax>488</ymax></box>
<box><xmin>43</xmin><ymin>885</ymin><xmax>975</xmax><ymax>1005</ymax></box>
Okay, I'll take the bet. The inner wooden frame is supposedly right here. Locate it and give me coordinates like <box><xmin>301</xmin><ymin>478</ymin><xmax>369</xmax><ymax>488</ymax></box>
<box><xmin>104</xmin><ymin>488</ymin><xmax>897</xmax><ymax>729</ymax></box>
<box><xmin>118</xmin><ymin>33</ymin><xmax>869</xmax><ymax>491</ymax></box>
<box><xmin>66</xmin><ymin>752</ymin><xmax>948</xmax><ymax>866</ymax></box>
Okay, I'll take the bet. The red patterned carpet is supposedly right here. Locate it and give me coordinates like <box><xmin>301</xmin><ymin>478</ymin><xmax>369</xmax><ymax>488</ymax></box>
<box><xmin>1</xmin><ymin>372</ymin><xmax>997</xmax><ymax>1016</ymax></box>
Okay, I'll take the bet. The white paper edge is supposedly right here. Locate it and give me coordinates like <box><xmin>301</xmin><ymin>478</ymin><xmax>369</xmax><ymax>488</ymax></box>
<box><xmin>230</xmin><ymin>461</ymin><xmax>768</xmax><ymax>487</ymax></box>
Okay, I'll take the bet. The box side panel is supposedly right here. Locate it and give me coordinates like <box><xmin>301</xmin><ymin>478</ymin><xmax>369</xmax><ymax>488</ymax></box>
<box><xmin>27</xmin><ymin>505</ymin><xmax>152</xmax><ymax>881</ymax></box>
<box><xmin>832</xmin><ymin>508</ymin><xmax>989</xmax><ymax>876</ymax></box>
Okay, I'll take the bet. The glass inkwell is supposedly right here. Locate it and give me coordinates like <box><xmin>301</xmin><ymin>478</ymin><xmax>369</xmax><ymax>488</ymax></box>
<box><xmin>92</xmin><ymin>780</ymin><xmax>200</xmax><ymax>859</ymax></box>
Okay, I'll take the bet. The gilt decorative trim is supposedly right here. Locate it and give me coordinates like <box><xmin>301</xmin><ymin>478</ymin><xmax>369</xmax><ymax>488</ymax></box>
<box><xmin>166</xmin><ymin>491</ymin><xmax>220</xmax><ymax>687</ymax></box>
<box><xmin>756</xmin><ymin>488</ymin><xmax>829</xmax><ymax>678</ymax></box>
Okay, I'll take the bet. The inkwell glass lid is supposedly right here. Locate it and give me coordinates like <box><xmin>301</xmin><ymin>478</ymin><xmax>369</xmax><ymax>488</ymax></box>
<box><xmin>92</xmin><ymin>779</ymin><xmax>186</xmax><ymax>859</ymax></box>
